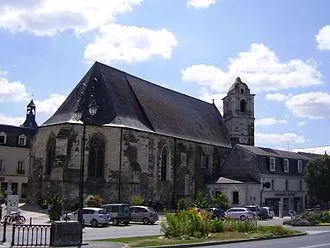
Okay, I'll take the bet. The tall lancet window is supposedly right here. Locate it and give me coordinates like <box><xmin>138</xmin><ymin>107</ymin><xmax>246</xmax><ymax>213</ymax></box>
<box><xmin>88</xmin><ymin>134</ymin><xmax>105</xmax><ymax>178</ymax></box>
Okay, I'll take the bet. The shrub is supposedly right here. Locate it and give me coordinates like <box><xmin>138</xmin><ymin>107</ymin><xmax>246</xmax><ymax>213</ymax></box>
<box><xmin>211</xmin><ymin>193</ymin><xmax>229</xmax><ymax>211</ymax></box>
<box><xmin>84</xmin><ymin>194</ymin><xmax>104</xmax><ymax>207</ymax></box>
<box><xmin>191</xmin><ymin>192</ymin><xmax>210</xmax><ymax>209</ymax></box>
<box><xmin>130</xmin><ymin>195</ymin><xmax>145</xmax><ymax>206</ymax></box>
<box><xmin>161</xmin><ymin>208</ymin><xmax>212</xmax><ymax>238</ymax></box>
<box><xmin>209</xmin><ymin>219</ymin><xmax>224</xmax><ymax>233</ymax></box>
<box><xmin>177</xmin><ymin>197</ymin><xmax>187</xmax><ymax>211</ymax></box>
<box><xmin>47</xmin><ymin>194</ymin><xmax>62</xmax><ymax>221</ymax></box>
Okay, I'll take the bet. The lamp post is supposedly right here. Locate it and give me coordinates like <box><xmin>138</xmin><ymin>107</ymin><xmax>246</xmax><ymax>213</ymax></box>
<box><xmin>73</xmin><ymin>77</ymin><xmax>99</xmax><ymax>246</ymax></box>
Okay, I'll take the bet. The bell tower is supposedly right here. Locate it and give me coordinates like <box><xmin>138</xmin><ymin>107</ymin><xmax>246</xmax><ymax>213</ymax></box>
<box><xmin>21</xmin><ymin>99</ymin><xmax>38</xmax><ymax>129</ymax></box>
<box><xmin>222</xmin><ymin>77</ymin><xmax>255</xmax><ymax>146</ymax></box>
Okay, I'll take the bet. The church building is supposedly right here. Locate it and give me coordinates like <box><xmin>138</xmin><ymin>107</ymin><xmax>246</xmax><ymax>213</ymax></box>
<box><xmin>29</xmin><ymin>62</ymin><xmax>255</xmax><ymax>208</ymax></box>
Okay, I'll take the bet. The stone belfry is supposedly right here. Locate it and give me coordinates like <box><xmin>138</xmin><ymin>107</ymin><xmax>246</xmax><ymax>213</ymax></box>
<box><xmin>222</xmin><ymin>77</ymin><xmax>255</xmax><ymax>146</ymax></box>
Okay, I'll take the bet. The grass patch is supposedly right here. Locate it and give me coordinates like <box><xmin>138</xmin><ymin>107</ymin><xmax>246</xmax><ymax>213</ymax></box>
<box><xmin>93</xmin><ymin>228</ymin><xmax>302</xmax><ymax>248</ymax></box>
<box><xmin>95</xmin><ymin>232</ymin><xmax>249</xmax><ymax>247</ymax></box>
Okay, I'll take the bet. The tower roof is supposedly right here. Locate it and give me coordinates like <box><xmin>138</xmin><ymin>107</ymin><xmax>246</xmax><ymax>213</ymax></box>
<box><xmin>42</xmin><ymin>62</ymin><xmax>232</xmax><ymax>148</ymax></box>
<box><xmin>27</xmin><ymin>99</ymin><xmax>36</xmax><ymax>108</ymax></box>
<box><xmin>228</xmin><ymin>77</ymin><xmax>248</xmax><ymax>92</ymax></box>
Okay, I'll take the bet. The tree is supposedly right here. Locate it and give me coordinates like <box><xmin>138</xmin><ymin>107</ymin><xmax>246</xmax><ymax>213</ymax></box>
<box><xmin>304</xmin><ymin>154</ymin><xmax>330</xmax><ymax>205</ymax></box>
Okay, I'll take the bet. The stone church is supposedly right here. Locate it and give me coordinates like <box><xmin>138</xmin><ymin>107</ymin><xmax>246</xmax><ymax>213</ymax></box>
<box><xmin>29</xmin><ymin>61</ymin><xmax>255</xmax><ymax>209</ymax></box>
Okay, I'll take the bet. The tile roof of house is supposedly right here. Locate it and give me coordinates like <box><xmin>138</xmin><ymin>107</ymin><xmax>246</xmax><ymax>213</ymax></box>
<box><xmin>42</xmin><ymin>62</ymin><xmax>232</xmax><ymax>147</ymax></box>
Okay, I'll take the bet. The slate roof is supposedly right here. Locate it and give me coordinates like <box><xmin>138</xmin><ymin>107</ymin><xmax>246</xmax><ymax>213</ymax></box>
<box><xmin>238</xmin><ymin>144</ymin><xmax>311</xmax><ymax>160</ymax></box>
<box><xmin>43</xmin><ymin>62</ymin><xmax>231</xmax><ymax>147</ymax></box>
<box><xmin>0</xmin><ymin>124</ymin><xmax>37</xmax><ymax>148</ymax></box>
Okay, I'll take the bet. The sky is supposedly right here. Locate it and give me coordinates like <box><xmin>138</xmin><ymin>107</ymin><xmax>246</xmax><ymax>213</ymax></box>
<box><xmin>0</xmin><ymin>0</ymin><xmax>330</xmax><ymax>152</ymax></box>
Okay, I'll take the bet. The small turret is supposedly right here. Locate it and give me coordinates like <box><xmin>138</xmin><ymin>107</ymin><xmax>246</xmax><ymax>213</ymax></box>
<box><xmin>21</xmin><ymin>100</ymin><xmax>38</xmax><ymax>129</ymax></box>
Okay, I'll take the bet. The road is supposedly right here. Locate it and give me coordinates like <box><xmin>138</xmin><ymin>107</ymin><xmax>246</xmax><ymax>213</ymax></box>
<box><xmin>202</xmin><ymin>232</ymin><xmax>330</xmax><ymax>248</ymax></box>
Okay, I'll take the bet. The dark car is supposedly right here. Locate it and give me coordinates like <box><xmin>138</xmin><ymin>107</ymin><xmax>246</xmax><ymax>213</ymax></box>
<box><xmin>207</xmin><ymin>208</ymin><xmax>225</xmax><ymax>219</ymax></box>
<box><xmin>101</xmin><ymin>203</ymin><xmax>131</xmax><ymax>225</ymax></box>
<box><xmin>258</xmin><ymin>207</ymin><xmax>269</xmax><ymax>220</ymax></box>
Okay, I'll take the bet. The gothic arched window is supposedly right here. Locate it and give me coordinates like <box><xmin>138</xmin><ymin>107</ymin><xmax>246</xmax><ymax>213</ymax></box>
<box><xmin>240</xmin><ymin>99</ymin><xmax>247</xmax><ymax>113</ymax></box>
<box><xmin>160</xmin><ymin>146</ymin><xmax>171</xmax><ymax>181</ymax></box>
<box><xmin>45</xmin><ymin>134</ymin><xmax>56</xmax><ymax>176</ymax></box>
<box><xmin>88</xmin><ymin>134</ymin><xmax>105</xmax><ymax>178</ymax></box>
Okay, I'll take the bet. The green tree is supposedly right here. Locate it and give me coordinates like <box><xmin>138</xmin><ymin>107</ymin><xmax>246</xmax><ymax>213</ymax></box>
<box><xmin>192</xmin><ymin>192</ymin><xmax>210</xmax><ymax>209</ymax></box>
<box><xmin>304</xmin><ymin>154</ymin><xmax>330</xmax><ymax>204</ymax></box>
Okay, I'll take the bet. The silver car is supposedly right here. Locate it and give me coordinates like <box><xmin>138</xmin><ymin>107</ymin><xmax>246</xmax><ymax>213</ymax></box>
<box><xmin>62</xmin><ymin>207</ymin><xmax>110</xmax><ymax>227</ymax></box>
<box><xmin>129</xmin><ymin>206</ymin><xmax>158</xmax><ymax>224</ymax></box>
<box><xmin>225</xmin><ymin>207</ymin><xmax>255</xmax><ymax>220</ymax></box>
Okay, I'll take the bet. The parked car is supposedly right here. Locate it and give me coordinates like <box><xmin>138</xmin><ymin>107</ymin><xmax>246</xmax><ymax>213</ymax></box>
<box><xmin>206</xmin><ymin>207</ymin><xmax>225</xmax><ymax>219</ymax></box>
<box><xmin>129</xmin><ymin>206</ymin><xmax>158</xmax><ymax>224</ymax></box>
<box><xmin>263</xmin><ymin>206</ymin><xmax>275</xmax><ymax>219</ymax></box>
<box><xmin>257</xmin><ymin>207</ymin><xmax>269</xmax><ymax>220</ymax></box>
<box><xmin>101</xmin><ymin>203</ymin><xmax>131</xmax><ymax>225</ymax></box>
<box><xmin>244</xmin><ymin>205</ymin><xmax>260</xmax><ymax>215</ymax></box>
<box><xmin>225</xmin><ymin>207</ymin><xmax>255</xmax><ymax>220</ymax></box>
<box><xmin>61</xmin><ymin>207</ymin><xmax>110</xmax><ymax>227</ymax></box>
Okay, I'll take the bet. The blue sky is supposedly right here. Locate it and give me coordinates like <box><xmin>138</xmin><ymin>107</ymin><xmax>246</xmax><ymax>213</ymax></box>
<box><xmin>0</xmin><ymin>0</ymin><xmax>330</xmax><ymax>151</ymax></box>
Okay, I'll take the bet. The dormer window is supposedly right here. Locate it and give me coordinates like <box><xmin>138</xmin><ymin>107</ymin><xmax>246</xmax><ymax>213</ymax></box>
<box><xmin>269</xmin><ymin>157</ymin><xmax>276</xmax><ymax>171</ymax></box>
<box><xmin>0</xmin><ymin>132</ymin><xmax>7</xmax><ymax>144</ymax></box>
<box><xmin>297</xmin><ymin>160</ymin><xmax>302</xmax><ymax>173</ymax></box>
<box><xmin>283</xmin><ymin>159</ymin><xmax>289</xmax><ymax>172</ymax></box>
<box><xmin>18</xmin><ymin>134</ymin><xmax>27</xmax><ymax>146</ymax></box>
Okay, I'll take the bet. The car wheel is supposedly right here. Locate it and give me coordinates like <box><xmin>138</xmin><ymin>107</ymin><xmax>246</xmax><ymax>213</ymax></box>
<box><xmin>90</xmin><ymin>219</ymin><xmax>98</xmax><ymax>227</ymax></box>
<box><xmin>113</xmin><ymin>219</ymin><xmax>119</xmax><ymax>226</ymax></box>
<box><xmin>240</xmin><ymin>215</ymin><xmax>246</xmax><ymax>221</ymax></box>
<box><xmin>142</xmin><ymin>218</ymin><xmax>150</xmax><ymax>225</ymax></box>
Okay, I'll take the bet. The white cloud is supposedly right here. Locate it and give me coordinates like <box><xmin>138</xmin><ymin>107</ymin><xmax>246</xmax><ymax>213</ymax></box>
<box><xmin>84</xmin><ymin>24</ymin><xmax>178</xmax><ymax>64</ymax></box>
<box><xmin>0</xmin><ymin>77</ymin><xmax>29</xmax><ymax>102</ymax></box>
<box><xmin>35</xmin><ymin>94</ymin><xmax>66</xmax><ymax>116</ymax></box>
<box><xmin>255</xmin><ymin>118</ymin><xmax>287</xmax><ymax>126</ymax></box>
<box><xmin>198</xmin><ymin>90</ymin><xmax>225</xmax><ymax>113</ymax></box>
<box><xmin>256</xmin><ymin>132</ymin><xmax>305</xmax><ymax>146</ymax></box>
<box><xmin>265</xmin><ymin>93</ymin><xmax>288</xmax><ymax>102</ymax></box>
<box><xmin>285</xmin><ymin>92</ymin><xmax>330</xmax><ymax>119</ymax></box>
<box><xmin>293</xmin><ymin>146</ymin><xmax>330</xmax><ymax>155</ymax></box>
<box><xmin>0</xmin><ymin>0</ymin><xmax>143</xmax><ymax>36</ymax></box>
<box><xmin>296</xmin><ymin>121</ymin><xmax>307</xmax><ymax>127</ymax></box>
<box><xmin>0</xmin><ymin>113</ymin><xmax>24</xmax><ymax>126</ymax></box>
<box><xmin>181</xmin><ymin>43</ymin><xmax>322</xmax><ymax>94</ymax></box>
<box><xmin>187</xmin><ymin>0</ymin><xmax>216</xmax><ymax>8</ymax></box>
<box><xmin>316</xmin><ymin>25</ymin><xmax>330</xmax><ymax>51</ymax></box>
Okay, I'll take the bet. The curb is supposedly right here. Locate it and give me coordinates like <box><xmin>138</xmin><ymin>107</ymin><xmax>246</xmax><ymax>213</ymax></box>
<box><xmin>142</xmin><ymin>232</ymin><xmax>307</xmax><ymax>248</ymax></box>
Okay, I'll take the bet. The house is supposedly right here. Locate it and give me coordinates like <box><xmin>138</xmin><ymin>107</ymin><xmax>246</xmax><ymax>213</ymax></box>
<box><xmin>0</xmin><ymin>100</ymin><xmax>38</xmax><ymax>201</ymax></box>
<box><xmin>28</xmin><ymin>62</ymin><xmax>256</xmax><ymax>208</ymax></box>
<box><xmin>209</xmin><ymin>144</ymin><xmax>311</xmax><ymax>215</ymax></box>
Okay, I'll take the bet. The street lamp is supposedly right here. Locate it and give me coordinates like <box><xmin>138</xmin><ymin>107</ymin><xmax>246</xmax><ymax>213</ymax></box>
<box><xmin>73</xmin><ymin>77</ymin><xmax>99</xmax><ymax>246</ymax></box>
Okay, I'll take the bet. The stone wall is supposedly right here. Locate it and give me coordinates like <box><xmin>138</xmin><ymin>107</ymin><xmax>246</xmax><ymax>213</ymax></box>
<box><xmin>29</xmin><ymin>123</ymin><xmax>231</xmax><ymax>209</ymax></box>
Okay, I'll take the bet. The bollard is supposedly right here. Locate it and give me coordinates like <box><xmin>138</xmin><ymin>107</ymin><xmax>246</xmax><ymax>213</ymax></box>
<box><xmin>2</xmin><ymin>219</ymin><xmax>6</xmax><ymax>243</ymax></box>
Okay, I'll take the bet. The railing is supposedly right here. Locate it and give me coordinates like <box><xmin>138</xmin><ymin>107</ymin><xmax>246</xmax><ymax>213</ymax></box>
<box><xmin>11</xmin><ymin>223</ymin><xmax>51</xmax><ymax>247</ymax></box>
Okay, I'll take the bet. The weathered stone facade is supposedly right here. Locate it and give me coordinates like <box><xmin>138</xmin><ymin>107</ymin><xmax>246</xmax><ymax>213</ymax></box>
<box><xmin>222</xmin><ymin>77</ymin><xmax>255</xmax><ymax>146</ymax></box>
<box><xmin>30</xmin><ymin>123</ymin><xmax>231</xmax><ymax>209</ymax></box>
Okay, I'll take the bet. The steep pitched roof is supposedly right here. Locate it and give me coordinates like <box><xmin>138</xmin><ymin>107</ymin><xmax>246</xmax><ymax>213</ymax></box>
<box><xmin>237</xmin><ymin>144</ymin><xmax>311</xmax><ymax>160</ymax></box>
<box><xmin>43</xmin><ymin>62</ymin><xmax>231</xmax><ymax>147</ymax></box>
